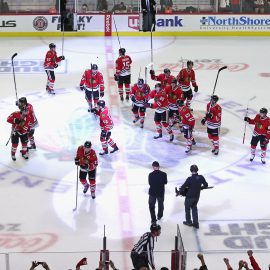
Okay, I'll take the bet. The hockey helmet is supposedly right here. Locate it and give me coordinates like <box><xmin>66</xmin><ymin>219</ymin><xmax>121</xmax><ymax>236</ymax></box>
<box><xmin>91</xmin><ymin>64</ymin><xmax>98</xmax><ymax>70</ymax></box>
<box><xmin>177</xmin><ymin>99</ymin><xmax>184</xmax><ymax>107</ymax></box>
<box><xmin>138</xmin><ymin>78</ymin><xmax>144</xmax><ymax>87</ymax></box>
<box><xmin>119</xmin><ymin>48</ymin><xmax>126</xmax><ymax>55</ymax></box>
<box><xmin>155</xmin><ymin>83</ymin><xmax>162</xmax><ymax>91</ymax></box>
<box><xmin>84</xmin><ymin>141</ymin><xmax>92</xmax><ymax>148</ymax></box>
<box><xmin>187</xmin><ymin>60</ymin><xmax>194</xmax><ymax>67</ymax></box>
<box><xmin>49</xmin><ymin>43</ymin><xmax>56</xmax><ymax>49</ymax></box>
<box><xmin>150</xmin><ymin>223</ymin><xmax>161</xmax><ymax>233</ymax></box>
<box><xmin>190</xmin><ymin>164</ymin><xmax>199</xmax><ymax>173</ymax></box>
<box><xmin>260</xmin><ymin>107</ymin><xmax>268</xmax><ymax>114</ymax></box>
<box><xmin>97</xmin><ymin>100</ymin><xmax>106</xmax><ymax>108</ymax></box>
<box><xmin>163</xmin><ymin>68</ymin><xmax>171</xmax><ymax>74</ymax></box>
<box><xmin>211</xmin><ymin>95</ymin><xmax>219</xmax><ymax>102</ymax></box>
<box><xmin>18</xmin><ymin>97</ymin><xmax>27</xmax><ymax>110</ymax></box>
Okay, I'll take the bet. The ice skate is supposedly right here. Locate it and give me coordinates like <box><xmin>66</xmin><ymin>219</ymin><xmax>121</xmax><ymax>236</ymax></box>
<box><xmin>28</xmin><ymin>143</ymin><xmax>36</xmax><ymax>150</ymax></box>
<box><xmin>110</xmin><ymin>146</ymin><xmax>119</xmax><ymax>154</ymax></box>
<box><xmin>154</xmin><ymin>133</ymin><xmax>162</xmax><ymax>139</ymax></box>
<box><xmin>250</xmin><ymin>154</ymin><xmax>255</xmax><ymax>162</ymax></box>
<box><xmin>91</xmin><ymin>191</ymin><xmax>96</xmax><ymax>199</ymax></box>
<box><xmin>83</xmin><ymin>184</ymin><xmax>89</xmax><ymax>194</ymax></box>
<box><xmin>192</xmin><ymin>138</ymin><xmax>196</xmax><ymax>145</ymax></box>
<box><xmin>120</xmin><ymin>96</ymin><xmax>124</xmax><ymax>102</ymax></box>
<box><xmin>169</xmin><ymin>134</ymin><xmax>174</xmax><ymax>142</ymax></box>
<box><xmin>185</xmin><ymin>146</ymin><xmax>192</xmax><ymax>153</ymax></box>
<box><xmin>133</xmin><ymin>117</ymin><xmax>139</xmax><ymax>123</ymax></box>
<box><xmin>99</xmin><ymin>150</ymin><xmax>108</xmax><ymax>156</ymax></box>
<box><xmin>22</xmin><ymin>153</ymin><xmax>29</xmax><ymax>159</ymax></box>
<box><xmin>11</xmin><ymin>155</ymin><xmax>16</xmax><ymax>161</ymax></box>
<box><xmin>125</xmin><ymin>95</ymin><xmax>129</xmax><ymax>101</ymax></box>
<box><xmin>140</xmin><ymin>123</ymin><xmax>144</xmax><ymax>128</ymax></box>
<box><xmin>261</xmin><ymin>157</ymin><xmax>266</xmax><ymax>164</ymax></box>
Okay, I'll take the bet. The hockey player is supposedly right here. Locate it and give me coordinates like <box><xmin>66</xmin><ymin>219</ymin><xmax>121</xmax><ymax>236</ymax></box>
<box><xmin>177</xmin><ymin>60</ymin><xmax>198</xmax><ymax>108</ymax></box>
<box><xmin>7</xmin><ymin>108</ymin><xmax>30</xmax><ymax>160</ymax></box>
<box><xmin>75</xmin><ymin>141</ymin><xmax>98</xmax><ymax>198</ymax></box>
<box><xmin>79</xmin><ymin>64</ymin><xmax>105</xmax><ymax>112</ymax></box>
<box><xmin>165</xmin><ymin>78</ymin><xmax>184</xmax><ymax>127</ymax></box>
<box><xmin>17</xmin><ymin>97</ymin><xmax>39</xmax><ymax>150</ymax></box>
<box><xmin>131</xmin><ymin>224</ymin><xmax>161</xmax><ymax>270</ymax></box>
<box><xmin>114</xmin><ymin>48</ymin><xmax>132</xmax><ymax>101</ymax></box>
<box><xmin>130</xmin><ymin>78</ymin><xmax>150</xmax><ymax>128</ymax></box>
<box><xmin>201</xmin><ymin>95</ymin><xmax>222</xmax><ymax>155</ymax></box>
<box><xmin>147</xmin><ymin>83</ymin><xmax>174</xmax><ymax>142</ymax></box>
<box><xmin>92</xmin><ymin>100</ymin><xmax>119</xmax><ymax>155</ymax></box>
<box><xmin>244</xmin><ymin>107</ymin><xmax>270</xmax><ymax>164</ymax></box>
<box><xmin>44</xmin><ymin>43</ymin><xmax>65</xmax><ymax>94</ymax></box>
<box><xmin>150</xmin><ymin>68</ymin><xmax>175</xmax><ymax>88</ymax></box>
<box><xmin>177</xmin><ymin>100</ymin><xmax>196</xmax><ymax>153</ymax></box>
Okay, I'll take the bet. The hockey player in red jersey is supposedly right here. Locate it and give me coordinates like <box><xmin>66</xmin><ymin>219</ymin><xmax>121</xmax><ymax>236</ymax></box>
<box><xmin>244</xmin><ymin>107</ymin><xmax>270</xmax><ymax>164</ymax></box>
<box><xmin>177</xmin><ymin>61</ymin><xmax>198</xmax><ymax>108</ymax></box>
<box><xmin>147</xmin><ymin>83</ymin><xmax>174</xmax><ymax>141</ymax></box>
<box><xmin>150</xmin><ymin>68</ymin><xmax>175</xmax><ymax>88</ymax></box>
<box><xmin>7</xmin><ymin>108</ymin><xmax>30</xmax><ymax>160</ymax></box>
<box><xmin>44</xmin><ymin>43</ymin><xmax>65</xmax><ymax>94</ymax></box>
<box><xmin>79</xmin><ymin>64</ymin><xmax>105</xmax><ymax>112</ymax></box>
<box><xmin>114</xmin><ymin>48</ymin><xmax>132</xmax><ymax>101</ymax></box>
<box><xmin>201</xmin><ymin>95</ymin><xmax>222</xmax><ymax>155</ymax></box>
<box><xmin>165</xmin><ymin>78</ymin><xmax>184</xmax><ymax>127</ymax></box>
<box><xmin>177</xmin><ymin>100</ymin><xmax>196</xmax><ymax>153</ymax></box>
<box><xmin>130</xmin><ymin>78</ymin><xmax>150</xmax><ymax>128</ymax></box>
<box><xmin>92</xmin><ymin>100</ymin><xmax>119</xmax><ymax>155</ymax></box>
<box><xmin>75</xmin><ymin>141</ymin><xmax>98</xmax><ymax>198</ymax></box>
<box><xmin>17</xmin><ymin>97</ymin><xmax>39</xmax><ymax>150</ymax></box>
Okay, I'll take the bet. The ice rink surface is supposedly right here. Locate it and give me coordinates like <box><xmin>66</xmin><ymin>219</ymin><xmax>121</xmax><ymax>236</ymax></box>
<box><xmin>0</xmin><ymin>36</ymin><xmax>270</xmax><ymax>269</ymax></box>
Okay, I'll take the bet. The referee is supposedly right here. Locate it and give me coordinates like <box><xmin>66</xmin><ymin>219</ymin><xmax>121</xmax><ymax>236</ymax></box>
<box><xmin>131</xmin><ymin>224</ymin><xmax>161</xmax><ymax>270</ymax></box>
<box><xmin>148</xmin><ymin>161</ymin><xmax>167</xmax><ymax>224</ymax></box>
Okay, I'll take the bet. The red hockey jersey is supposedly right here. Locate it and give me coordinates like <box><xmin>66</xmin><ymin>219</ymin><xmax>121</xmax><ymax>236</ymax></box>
<box><xmin>177</xmin><ymin>68</ymin><xmax>197</xmax><ymax>91</ymax></box>
<box><xmin>206</xmin><ymin>103</ymin><xmax>222</xmax><ymax>129</ymax></box>
<box><xmin>76</xmin><ymin>146</ymin><xmax>98</xmax><ymax>171</ymax></box>
<box><xmin>115</xmin><ymin>55</ymin><xmax>132</xmax><ymax>76</ymax></box>
<box><xmin>27</xmin><ymin>103</ymin><xmax>39</xmax><ymax>129</ymax></box>
<box><xmin>96</xmin><ymin>106</ymin><xmax>114</xmax><ymax>131</ymax></box>
<box><xmin>165</xmin><ymin>85</ymin><xmax>184</xmax><ymax>110</ymax></box>
<box><xmin>7</xmin><ymin>111</ymin><xmax>31</xmax><ymax>135</ymax></box>
<box><xmin>44</xmin><ymin>50</ymin><xmax>62</xmax><ymax>70</ymax></box>
<box><xmin>151</xmin><ymin>73</ymin><xmax>175</xmax><ymax>88</ymax></box>
<box><xmin>130</xmin><ymin>83</ymin><xmax>150</xmax><ymax>107</ymax></box>
<box><xmin>178</xmin><ymin>105</ymin><xmax>195</xmax><ymax>128</ymax></box>
<box><xmin>80</xmin><ymin>70</ymin><xmax>105</xmax><ymax>92</ymax></box>
<box><xmin>149</xmin><ymin>89</ymin><xmax>169</xmax><ymax>113</ymax></box>
<box><xmin>248</xmin><ymin>114</ymin><xmax>270</xmax><ymax>138</ymax></box>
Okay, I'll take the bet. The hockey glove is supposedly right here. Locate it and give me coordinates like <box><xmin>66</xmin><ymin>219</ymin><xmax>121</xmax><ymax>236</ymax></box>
<box><xmin>59</xmin><ymin>56</ymin><xmax>65</xmax><ymax>60</ymax></box>
<box><xmin>54</xmin><ymin>64</ymin><xmax>58</xmax><ymax>68</ymax></box>
<box><xmin>101</xmin><ymin>130</ymin><xmax>107</xmax><ymax>139</ymax></box>
<box><xmin>150</xmin><ymin>70</ymin><xmax>155</xmax><ymax>76</ymax></box>
<box><xmin>206</xmin><ymin>112</ymin><xmax>213</xmax><ymax>119</ymax></box>
<box><xmin>91</xmin><ymin>108</ymin><xmax>98</xmax><ymax>114</ymax></box>
<box><xmin>244</xmin><ymin>116</ymin><xmax>251</xmax><ymax>122</ymax></box>
<box><xmin>100</xmin><ymin>91</ymin><xmax>104</xmax><ymax>98</ymax></box>
<box><xmin>14</xmin><ymin>118</ymin><xmax>21</xmax><ymax>124</ymax></box>
<box><xmin>194</xmin><ymin>85</ymin><xmax>198</xmax><ymax>92</ymax></box>
<box><xmin>79</xmin><ymin>85</ymin><xmax>84</xmax><ymax>91</ymax></box>
<box><xmin>114</xmin><ymin>74</ymin><xmax>119</xmax><ymax>81</ymax></box>
<box><xmin>74</xmin><ymin>158</ymin><xmax>80</xmax><ymax>166</ymax></box>
<box><xmin>145</xmin><ymin>103</ymin><xmax>152</xmax><ymax>108</ymax></box>
<box><xmin>131</xmin><ymin>95</ymin><xmax>136</xmax><ymax>103</ymax></box>
<box><xmin>201</xmin><ymin>118</ymin><xmax>206</xmax><ymax>125</ymax></box>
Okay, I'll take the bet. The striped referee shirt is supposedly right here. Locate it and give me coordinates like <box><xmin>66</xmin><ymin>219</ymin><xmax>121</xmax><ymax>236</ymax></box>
<box><xmin>132</xmin><ymin>232</ymin><xmax>155</xmax><ymax>268</ymax></box>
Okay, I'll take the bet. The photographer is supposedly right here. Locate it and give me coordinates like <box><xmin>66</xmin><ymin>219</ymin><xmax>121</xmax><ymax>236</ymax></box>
<box><xmin>29</xmin><ymin>261</ymin><xmax>50</xmax><ymax>270</ymax></box>
<box><xmin>179</xmin><ymin>164</ymin><xmax>208</xmax><ymax>229</ymax></box>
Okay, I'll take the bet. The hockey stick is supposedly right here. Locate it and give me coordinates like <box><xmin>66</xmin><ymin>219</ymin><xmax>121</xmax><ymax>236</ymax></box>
<box><xmin>112</xmin><ymin>14</ymin><xmax>121</xmax><ymax>48</ymax></box>
<box><xmin>11</xmin><ymin>53</ymin><xmax>18</xmax><ymax>102</ymax></box>
<box><xmin>242</xmin><ymin>96</ymin><xmax>256</xmax><ymax>144</ymax></box>
<box><xmin>73</xmin><ymin>165</ymin><xmax>79</xmax><ymax>211</ymax></box>
<box><xmin>5</xmin><ymin>130</ymin><xmax>13</xmax><ymax>146</ymax></box>
<box><xmin>150</xmin><ymin>27</ymin><xmax>153</xmax><ymax>69</ymax></box>
<box><xmin>61</xmin><ymin>15</ymin><xmax>65</xmax><ymax>56</ymax></box>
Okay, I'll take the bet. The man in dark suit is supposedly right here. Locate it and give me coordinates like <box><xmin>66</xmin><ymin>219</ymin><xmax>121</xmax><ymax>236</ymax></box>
<box><xmin>141</xmin><ymin>0</ymin><xmax>156</xmax><ymax>31</ymax></box>
<box><xmin>148</xmin><ymin>161</ymin><xmax>167</xmax><ymax>224</ymax></box>
<box><xmin>180</xmin><ymin>164</ymin><xmax>208</xmax><ymax>229</ymax></box>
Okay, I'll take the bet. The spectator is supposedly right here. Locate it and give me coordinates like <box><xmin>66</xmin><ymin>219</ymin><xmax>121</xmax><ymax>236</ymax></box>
<box><xmin>231</xmin><ymin>0</ymin><xmax>240</xmax><ymax>12</ymax></box>
<box><xmin>0</xmin><ymin>0</ymin><xmax>9</xmax><ymax>12</ymax></box>
<box><xmin>160</xmin><ymin>0</ymin><xmax>173</xmax><ymax>12</ymax></box>
<box><xmin>141</xmin><ymin>0</ymin><xmax>156</xmax><ymax>31</ymax></box>
<box><xmin>254</xmin><ymin>0</ymin><xmax>265</xmax><ymax>13</ymax></box>
<box><xmin>148</xmin><ymin>161</ymin><xmax>167</xmax><ymax>224</ymax></box>
<box><xmin>112</xmin><ymin>1</ymin><xmax>127</xmax><ymax>12</ymax></box>
<box><xmin>82</xmin><ymin>3</ymin><xmax>89</xmax><ymax>12</ymax></box>
<box><xmin>29</xmin><ymin>262</ymin><xmax>50</xmax><ymax>270</ymax></box>
<box><xmin>223</xmin><ymin>258</ymin><xmax>233</xmax><ymax>270</ymax></box>
<box><xmin>97</xmin><ymin>0</ymin><xmax>108</xmax><ymax>11</ymax></box>
<box><xmin>247</xmin><ymin>250</ymin><xmax>261</xmax><ymax>270</ymax></box>
<box><xmin>76</xmin><ymin>257</ymin><xmax>87</xmax><ymax>270</ymax></box>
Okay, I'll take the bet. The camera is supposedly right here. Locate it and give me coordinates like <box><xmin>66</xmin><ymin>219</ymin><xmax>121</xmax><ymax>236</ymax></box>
<box><xmin>175</xmin><ymin>187</ymin><xmax>188</xmax><ymax>197</ymax></box>
<box><xmin>37</xmin><ymin>262</ymin><xmax>44</xmax><ymax>265</ymax></box>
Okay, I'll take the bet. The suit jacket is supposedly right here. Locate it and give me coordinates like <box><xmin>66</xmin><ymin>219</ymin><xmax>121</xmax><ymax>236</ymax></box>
<box><xmin>141</xmin><ymin>0</ymin><xmax>156</xmax><ymax>13</ymax></box>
